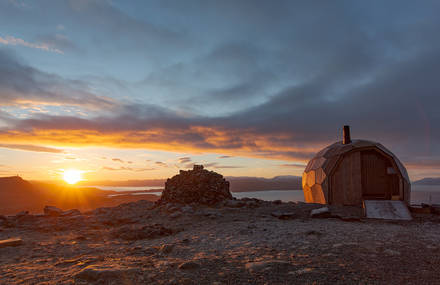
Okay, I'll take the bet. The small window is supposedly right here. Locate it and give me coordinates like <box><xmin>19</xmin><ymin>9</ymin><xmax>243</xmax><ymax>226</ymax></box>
<box><xmin>387</xmin><ymin>167</ymin><xmax>397</xmax><ymax>174</ymax></box>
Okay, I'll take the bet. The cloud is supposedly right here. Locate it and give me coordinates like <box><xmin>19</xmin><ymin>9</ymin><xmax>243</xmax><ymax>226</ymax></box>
<box><xmin>218</xmin><ymin>155</ymin><xmax>232</xmax><ymax>159</ymax></box>
<box><xmin>1</xmin><ymin>1</ymin><xmax>440</xmax><ymax>177</ymax></box>
<box><xmin>279</xmin><ymin>163</ymin><xmax>307</xmax><ymax>168</ymax></box>
<box><xmin>34</xmin><ymin>34</ymin><xmax>80</xmax><ymax>54</ymax></box>
<box><xmin>155</xmin><ymin>161</ymin><xmax>168</xmax><ymax>167</ymax></box>
<box><xmin>0</xmin><ymin>48</ymin><xmax>115</xmax><ymax>109</ymax></box>
<box><xmin>185</xmin><ymin>162</ymin><xmax>243</xmax><ymax>169</ymax></box>
<box><xmin>112</xmin><ymin>158</ymin><xmax>124</xmax><ymax>163</ymax></box>
<box><xmin>0</xmin><ymin>35</ymin><xmax>63</xmax><ymax>54</ymax></box>
<box><xmin>178</xmin><ymin>157</ymin><xmax>191</xmax><ymax>164</ymax></box>
<box><xmin>213</xmin><ymin>165</ymin><xmax>243</xmax><ymax>169</ymax></box>
<box><xmin>102</xmin><ymin>166</ymin><xmax>155</xmax><ymax>172</ymax></box>
<box><xmin>0</xmin><ymin>143</ymin><xmax>63</xmax><ymax>153</ymax></box>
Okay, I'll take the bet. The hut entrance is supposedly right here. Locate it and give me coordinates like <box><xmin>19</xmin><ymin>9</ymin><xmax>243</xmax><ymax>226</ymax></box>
<box><xmin>361</xmin><ymin>150</ymin><xmax>396</xmax><ymax>200</ymax></box>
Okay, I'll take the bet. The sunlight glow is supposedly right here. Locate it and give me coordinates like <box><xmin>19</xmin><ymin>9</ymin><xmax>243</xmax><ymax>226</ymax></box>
<box><xmin>63</xmin><ymin>169</ymin><xmax>82</xmax><ymax>184</ymax></box>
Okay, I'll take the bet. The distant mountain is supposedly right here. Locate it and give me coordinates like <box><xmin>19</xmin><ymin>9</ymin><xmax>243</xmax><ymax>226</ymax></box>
<box><xmin>79</xmin><ymin>175</ymin><xmax>303</xmax><ymax>192</ymax></box>
<box><xmin>226</xmin><ymin>175</ymin><xmax>302</xmax><ymax>192</ymax></box>
<box><xmin>413</xmin><ymin>178</ymin><xmax>440</xmax><ymax>185</ymax></box>
<box><xmin>0</xmin><ymin>176</ymin><xmax>158</xmax><ymax>215</ymax></box>
<box><xmin>0</xmin><ymin>176</ymin><xmax>43</xmax><ymax>213</ymax></box>
<box><xmin>78</xmin><ymin>179</ymin><xmax>166</xmax><ymax>187</ymax></box>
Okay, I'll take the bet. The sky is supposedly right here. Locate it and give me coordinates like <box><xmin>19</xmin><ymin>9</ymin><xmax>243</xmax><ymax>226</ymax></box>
<box><xmin>0</xmin><ymin>0</ymin><xmax>439</xmax><ymax>182</ymax></box>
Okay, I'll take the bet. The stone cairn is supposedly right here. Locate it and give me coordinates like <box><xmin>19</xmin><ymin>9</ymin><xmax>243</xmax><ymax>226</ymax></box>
<box><xmin>158</xmin><ymin>165</ymin><xmax>232</xmax><ymax>205</ymax></box>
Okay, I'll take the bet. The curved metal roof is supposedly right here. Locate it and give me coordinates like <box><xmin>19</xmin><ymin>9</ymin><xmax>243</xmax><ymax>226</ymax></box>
<box><xmin>304</xmin><ymin>139</ymin><xmax>410</xmax><ymax>183</ymax></box>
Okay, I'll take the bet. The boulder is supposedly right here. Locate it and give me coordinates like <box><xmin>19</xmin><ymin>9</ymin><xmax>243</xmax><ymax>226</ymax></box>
<box><xmin>60</xmin><ymin>209</ymin><xmax>81</xmax><ymax>217</ymax></box>
<box><xmin>271</xmin><ymin>211</ymin><xmax>296</xmax><ymax>220</ymax></box>
<box><xmin>245</xmin><ymin>260</ymin><xmax>290</xmax><ymax>273</ymax></box>
<box><xmin>158</xmin><ymin>165</ymin><xmax>232</xmax><ymax>206</ymax></box>
<box><xmin>16</xmin><ymin>211</ymin><xmax>29</xmax><ymax>217</ymax></box>
<box><xmin>178</xmin><ymin>261</ymin><xmax>200</xmax><ymax>270</ymax></box>
<box><xmin>44</xmin><ymin>206</ymin><xmax>63</xmax><ymax>216</ymax></box>
<box><xmin>310</xmin><ymin>207</ymin><xmax>331</xmax><ymax>218</ymax></box>
<box><xmin>225</xmin><ymin>200</ymin><xmax>246</xmax><ymax>208</ymax></box>
<box><xmin>75</xmin><ymin>265</ymin><xmax>140</xmax><ymax>283</ymax></box>
<box><xmin>159</xmin><ymin>244</ymin><xmax>174</xmax><ymax>254</ymax></box>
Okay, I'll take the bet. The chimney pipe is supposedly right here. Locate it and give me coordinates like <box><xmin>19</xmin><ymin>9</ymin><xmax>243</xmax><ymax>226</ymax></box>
<box><xmin>343</xmin><ymin>125</ymin><xmax>351</xmax><ymax>144</ymax></box>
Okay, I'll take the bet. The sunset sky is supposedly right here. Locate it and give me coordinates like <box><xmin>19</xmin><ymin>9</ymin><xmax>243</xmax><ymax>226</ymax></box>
<box><xmin>0</xmin><ymin>0</ymin><xmax>439</xmax><ymax>182</ymax></box>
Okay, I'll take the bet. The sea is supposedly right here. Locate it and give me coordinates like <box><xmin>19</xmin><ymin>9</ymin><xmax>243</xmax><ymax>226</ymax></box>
<box><xmin>92</xmin><ymin>185</ymin><xmax>440</xmax><ymax>205</ymax></box>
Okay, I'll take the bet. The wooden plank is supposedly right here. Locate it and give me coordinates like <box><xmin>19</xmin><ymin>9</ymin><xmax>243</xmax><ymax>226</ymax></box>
<box><xmin>349</xmin><ymin>151</ymin><xmax>363</xmax><ymax>204</ymax></box>
<box><xmin>363</xmin><ymin>200</ymin><xmax>412</xmax><ymax>220</ymax></box>
<box><xmin>0</xmin><ymin>238</ymin><xmax>23</xmax><ymax>248</ymax></box>
<box><xmin>330</xmin><ymin>151</ymin><xmax>362</xmax><ymax>206</ymax></box>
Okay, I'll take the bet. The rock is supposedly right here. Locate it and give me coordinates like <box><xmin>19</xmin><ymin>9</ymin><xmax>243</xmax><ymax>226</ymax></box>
<box><xmin>165</xmin><ymin>203</ymin><xmax>180</xmax><ymax>213</ymax></box>
<box><xmin>178</xmin><ymin>278</ymin><xmax>194</xmax><ymax>285</ymax></box>
<box><xmin>74</xmin><ymin>265</ymin><xmax>140</xmax><ymax>282</ymax></box>
<box><xmin>225</xmin><ymin>200</ymin><xmax>246</xmax><ymax>208</ymax></box>
<box><xmin>158</xmin><ymin>165</ymin><xmax>232</xmax><ymax>206</ymax></box>
<box><xmin>246</xmin><ymin>201</ymin><xmax>259</xmax><ymax>208</ymax></box>
<box><xmin>273</xmin><ymin>200</ymin><xmax>283</xmax><ymax>205</ymax></box>
<box><xmin>181</xmin><ymin>205</ymin><xmax>194</xmax><ymax>214</ymax></box>
<box><xmin>288</xmin><ymin>268</ymin><xmax>313</xmax><ymax>275</ymax></box>
<box><xmin>180</xmin><ymin>238</ymin><xmax>190</xmax><ymax>244</ymax></box>
<box><xmin>159</xmin><ymin>244</ymin><xmax>174</xmax><ymax>254</ymax></box>
<box><xmin>245</xmin><ymin>260</ymin><xmax>290</xmax><ymax>272</ymax></box>
<box><xmin>44</xmin><ymin>206</ymin><xmax>63</xmax><ymax>217</ymax></box>
<box><xmin>111</xmin><ymin>224</ymin><xmax>176</xmax><ymax>241</ymax></box>
<box><xmin>310</xmin><ymin>207</ymin><xmax>331</xmax><ymax>218</ymax></box>
<box><xmin>0</xmin><ymin>215</ymin><xmax>6</xmax><ymax>227</ymax></box>
<box><xmin>60</xmin><ymin>209</ymin><xmax>81</xmax><ymax>217</ymax></box>
<box><xmin>170</xmin><ymin>212</ymin><xmax>182</xmax><ymax>219</ymax></box>
<box><xmin>197</xmin><ymin>209</ymin><xmax>223</xmax><ymax>219</ymax></box>
<box><xmin>16</xmin><ymin>211</ymin><xmax>29</xmax><ymax>217</ymax></box>
<box><xmin>0</xmin><ymin>238</ymin><xmax>23</xmax><ymax>248</ymax></box>
<box><xmin>178</xmin><ymin>261</ymin><xmax>200</xmax><ymax>270</ymax></box>
<box><xmin>0</xmin><ymin>216</ymin><xmax>14</xmax><ymax>228</ymax></box>
<box><xmin>384</xmin><ymin>249</ymin><xmax>401</xmax><ymax>256</ymax></box>
<box><xmin>305</xmin><ymin>230</ymin><xmax>323</xmax><ymax>237</ymax></box>
<box><xmin>271</xmin><ymin>211</ymin><xmax>296</xmax><ymax>220</ymax></box>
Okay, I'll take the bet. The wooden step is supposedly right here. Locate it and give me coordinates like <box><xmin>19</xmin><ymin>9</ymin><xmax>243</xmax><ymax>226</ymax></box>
<box><xmin>363</xmin><ymin>200</ymin><xmax>412</xmax><ymax>220</ymax></box>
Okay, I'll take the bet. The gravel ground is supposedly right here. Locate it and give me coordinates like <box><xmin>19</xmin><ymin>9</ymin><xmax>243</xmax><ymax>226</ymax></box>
<box><xmin>1</xmin><ymin>199</ymin><xmax>439</xmax><ymax>284</ymax></box>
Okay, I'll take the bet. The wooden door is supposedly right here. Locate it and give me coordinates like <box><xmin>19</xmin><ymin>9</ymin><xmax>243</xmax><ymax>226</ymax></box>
<box><xmin>330</xmin><ymin>151</ymin><xmax>363</xmax><ymax>205</ymax></box>
<box><xmin>361</xmin><ymin>150</ymin><xmax>392</xmax><ymax>199</ymax></box>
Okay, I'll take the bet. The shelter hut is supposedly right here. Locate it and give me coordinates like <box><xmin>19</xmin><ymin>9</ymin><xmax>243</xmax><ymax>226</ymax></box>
<box><xmin>302</xmin><ymin>126</ymin><xmax>410</xmax><ymax>206</ymax></box>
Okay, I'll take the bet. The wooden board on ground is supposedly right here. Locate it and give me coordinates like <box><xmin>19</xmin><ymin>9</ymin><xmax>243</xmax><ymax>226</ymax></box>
<box><xmin>363</xmin><ymin>200</ymin><xmax>412</xmax><ymax>220</ymax></box>
<box><xmin>0</xmin><ymin>238</ymin><xmax>23</xmax><ymax>248</ymax></box>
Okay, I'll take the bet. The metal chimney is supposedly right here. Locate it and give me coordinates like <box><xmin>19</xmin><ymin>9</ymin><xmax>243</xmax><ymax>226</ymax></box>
<box><xmin>343</xmin><ymin>125</ymin><xmax>351</xmax><ymax>144</ymax></box>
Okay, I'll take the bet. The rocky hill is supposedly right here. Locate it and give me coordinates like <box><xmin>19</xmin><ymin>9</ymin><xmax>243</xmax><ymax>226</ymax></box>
<box><xmin>0</xmin><ymin>177</ymin><xmax>158</xmax><ymax>215</ymax></box>
<box><xmin>1</xmin><ymin>198</ymin><xmax>439</xmax><ymax>284</ymax></box>
<box><xmin>2</xmin><ymin>170</ymin><xmax>440</xmax><ymax>284</ymax></box>
<box><xmin>413</xmin><ymin>177</ymin><xmax>440</xmax><ymax>185</ymax></box>
<box><xmin>0</xmin><ymin>176</ymin><xmax>44</xmax><ymax>214</ymax></box>
<box><xmin>227</xmin><ymin>175</ymin><xmax>302</xmax><ymax>192</ymax></box>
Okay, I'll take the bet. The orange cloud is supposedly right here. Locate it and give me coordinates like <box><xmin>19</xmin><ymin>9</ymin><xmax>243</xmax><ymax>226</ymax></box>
<box><xmin>0</xmin><ymin>126</ymin><xmax>318</xmax><ymax>162</ymax></box>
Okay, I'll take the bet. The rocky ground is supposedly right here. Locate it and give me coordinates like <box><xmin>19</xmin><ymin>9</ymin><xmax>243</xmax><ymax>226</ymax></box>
<box><xmin>1</xmin><ymin>199</ymin><xmax>440</xmax><ymax>285</ymax></box>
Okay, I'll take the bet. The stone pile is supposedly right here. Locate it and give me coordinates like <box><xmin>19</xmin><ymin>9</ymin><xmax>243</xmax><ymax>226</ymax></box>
<box><xmin>158</xmin><ymin>165</ymin><xmax>232</xmax><ymax>205</ymax></box>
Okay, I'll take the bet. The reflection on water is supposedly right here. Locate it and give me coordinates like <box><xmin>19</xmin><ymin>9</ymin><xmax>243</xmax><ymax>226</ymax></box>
<box><xmin>88</xmin><ymin>186</ymin><xmax>163</xmax><ymax>191</ymax></box>
<box><xmin>411</xmin><ymin>185</ymin><xmax>440</xmax><ymax>204</ymax></box>
<box><xmin>98</xmin><ymin>185</ymin><xmax>440</xmax><ymax>204</ymax></box>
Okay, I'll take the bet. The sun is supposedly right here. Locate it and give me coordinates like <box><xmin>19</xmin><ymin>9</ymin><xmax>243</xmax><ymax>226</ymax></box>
<box><xmin>63</xmin><ymin>169</ymin><xmax>83</xmax><ymax>185</ymax></box>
